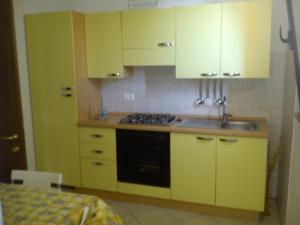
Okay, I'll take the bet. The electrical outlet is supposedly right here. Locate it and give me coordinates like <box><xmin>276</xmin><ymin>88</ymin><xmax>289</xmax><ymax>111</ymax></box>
<box><xmin>123</xmin><ymin>93</ymin><xmax>135</xmax><ymax>101</ymax></box>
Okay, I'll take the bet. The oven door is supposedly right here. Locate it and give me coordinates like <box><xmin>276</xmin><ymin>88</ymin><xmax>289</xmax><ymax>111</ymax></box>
<box><xmin>116</xmin><ymin>129</ymin><xmax>170</xmax><ymax>187</ymax></box>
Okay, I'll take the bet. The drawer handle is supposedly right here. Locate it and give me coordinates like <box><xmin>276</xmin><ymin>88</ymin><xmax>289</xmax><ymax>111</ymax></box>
<box><xmin>107</xmin><ymin>73</ymin><xmax>120</xmax><ymax>77</ymax></box>
<box><xmin>223</xmin><ymin>73</ymin><xmax>241</xmax><ymax>77</ymax></box>
<box><xmin>91</xmin><ymin>150</ymin><xmax>103</xmax><ymax>154</ymax></box>
<box><xmin>219</xmin><ymin>138</ymin><xmax>238</xmax><ymax>143</ymax></box>
<box><xmin>158</xmin><ymin>42</ymin><xmax>174</xmax><ymax>47</ymax></box>
<box><xmin>90</xmin><ymin>134</ymin><xmax>103</xmax><ymax>138</ymax></box>
<box><xmin>196</xmin><ymin>136</ymin><xmax>214</xmax><ymax>141</ymax></box>
<box><xmin>61</xmin><ymin>93</ymin><xmax>72</xmax><ymax>97</ymax></box>
<box><xmin>92</xmin><ymin>161</ymin><xmax>103</xmax><ymax>166</ymax></box>
<box><xmin>61</xmin><ymin>86</ymin><xmax>74</xmax><ymax>91</ymax></box>
<box><xmin>200</xmin><ymin>73</ymin><xmax>218</xmax><ymax>77</ymax></box>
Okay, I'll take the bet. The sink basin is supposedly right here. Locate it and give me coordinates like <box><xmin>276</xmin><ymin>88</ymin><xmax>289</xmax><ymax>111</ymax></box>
<box><xmin>177</xmin><ymin>118</ymin><xmax>258</xmax><ymax>131</ymax></box>
<box><xmin>220</xmin><ymin>121</ymin><xmax>258</xmax><ymax>131</ymax></box>
<box><xmin>177</xmin><ymin>119</ymin><xmax>220</xmax><ymax>129</ymax></box>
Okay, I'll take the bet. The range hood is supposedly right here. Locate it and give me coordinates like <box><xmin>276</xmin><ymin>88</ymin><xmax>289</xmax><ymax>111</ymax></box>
<box><xmin>280</xmin><ymin>0</ymin><xmax>300</xmax><ymax>122</ymax></box>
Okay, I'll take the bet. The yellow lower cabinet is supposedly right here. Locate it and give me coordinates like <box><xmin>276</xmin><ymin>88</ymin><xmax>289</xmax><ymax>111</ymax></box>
<box><xmin>79</xmin><ymin>127</ymin><xmax>116</xmax><ymax>144</ymax></box>
<box><xmin>81</xmin><ymin>158</ymin><xmax>117</xmax><ymax>191</ymax></box>
<box><xmin>216</xmin><ymin>136</ymin><xmax>267</xmax><ymax>211</ymax></box>
<box><xmin>171</xmin><ymin>133</ymin><xmax>216</xmax><ymax>205</ymax></box>
<box><xmin>80</xmin><ymin>142</ymin><xmax>116</xmax><ymax>161</ymax></box>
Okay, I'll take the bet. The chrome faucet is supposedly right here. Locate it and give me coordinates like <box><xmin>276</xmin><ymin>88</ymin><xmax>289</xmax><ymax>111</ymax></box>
<box><xmin>218</xmin><ymin>96</ymin><xmax>232</xmax><ymax>127</ymax></box>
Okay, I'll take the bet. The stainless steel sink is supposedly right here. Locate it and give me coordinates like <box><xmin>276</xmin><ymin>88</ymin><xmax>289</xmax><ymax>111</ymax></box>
<box><xmin>177</xmin><ymin>118</ymin><xmax>258</xmax><ymax>131</ymax></box>
<box><xmin>220</xmin><ymin>120</ymin><xmax>258</xmax><ymax>131</ymax></box>
<box><xmin>177</xmin><ymin>119</ymin><xmax>220</xmax><ymax>129</ymax></box>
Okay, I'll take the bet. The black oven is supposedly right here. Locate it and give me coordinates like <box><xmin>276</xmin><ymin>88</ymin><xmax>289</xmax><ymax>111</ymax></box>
<box><xmin>116</xmin><ymin>129</ymin><xmax>170</xmax><ymax>187</ymax></box>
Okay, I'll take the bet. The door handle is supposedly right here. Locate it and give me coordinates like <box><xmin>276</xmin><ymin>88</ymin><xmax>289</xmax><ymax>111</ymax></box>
<box><xmin>158</xmin><ymin>42</ymin><xmax>174</xmax><ymax>47</ymax></box>
<box><xmin>196</xmin><ymin>136</ymin><xmax>214</xmax><ymax>141</ymax></box>
<box><xmin>219</xmin><ymin>138</ymin><xmax>238</xmax><ymax>143</ymax></box>
<box><xmin>0</xmin><ymin>134</ymin><xmax>18</xmax><ymax>141</ymax></box>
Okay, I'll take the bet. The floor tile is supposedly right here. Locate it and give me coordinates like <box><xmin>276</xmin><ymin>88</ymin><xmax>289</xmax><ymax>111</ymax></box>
<box><xmin>134</xmin><ymin>208</ymin><xmax>177</xmax><ymax>225</ymax></box>
<box><xmin>180</xmin><ymin>215</ymin><xmax>222</xmax><ymax>225</ymax></box>
<box><xmin>108</xmin><ymin>200</ymin><xmax>132</xmax><ymax>218</ymax></box>
<box><xmin>123</xmin><ymin>202</ymin><xmax>155</xmax><ymax>214</ymax></box>
<box><xmin>165</xmin><ymin>208</ymin><xmax>199</xmax><ymax>220</ymax></box>
<box><xmin>213</xmin><ymin>216</ymin><xmax>248</xmax><ymax>225</ymax></box>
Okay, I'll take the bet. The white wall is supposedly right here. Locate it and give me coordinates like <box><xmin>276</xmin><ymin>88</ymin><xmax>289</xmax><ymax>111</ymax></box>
<box><xmin>13</xmin><ymin>0</ymin><xmax>288</xmax><ymax>197</ymax></box>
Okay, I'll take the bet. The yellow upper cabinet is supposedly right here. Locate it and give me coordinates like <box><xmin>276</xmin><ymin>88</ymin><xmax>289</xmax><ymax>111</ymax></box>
<box><xmin>216</xmin><ymin>136</ymin><xmax>267</xmax><ymax>211</ymax></box>
<box><xmin>221</xmin><ymin>0</ymin><xmax>272</xmax><ymax>78</ymax></box>
<box><xmin>171</xmin><ymin>133</ymin><xmax>216</xmax><ymax>205</ymax></box>
<box><xmin>25</xmin><ymin>12</ymin><xmax>76</xmax><ymax>91</ymax></box>
<box><xmin>176</xmin><ymin>4</ymin><xmax>222</xmax><ymax>79</ymax></box>
<box><xmin>122</xmin><ymin>8</ymin><xmax>175</xmax><ymax>66</ymax></box>
<box><xmin>85</xmin><ymin>12</ymin><xmax>125</xmax><ymax>78</ymax></box>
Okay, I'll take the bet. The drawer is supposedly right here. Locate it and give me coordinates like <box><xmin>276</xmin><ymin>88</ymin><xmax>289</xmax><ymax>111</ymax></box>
<box><xmin>80</xmin><ymin>142</ymin><xmax>116</xmax><ymax>160</ymax></box>
<box><xmin>79</xmin><ymin>127</ymin><xmax>115</xmax><ymax>144</ymax></box>
<box><xmin>81</xmin><ymin>158</ymin><xmax>117</xmax><ymax>191</ymax></box>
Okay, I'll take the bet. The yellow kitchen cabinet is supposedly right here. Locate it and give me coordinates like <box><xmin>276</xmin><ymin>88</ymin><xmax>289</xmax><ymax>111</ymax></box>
<box><xmin>221</xmin><ymin>0</ymin><xmax>272</xmax><ymax>78</ymax></box>
<box><xmin>26</xmin><ymin>12</ymin><xmax>82</xmax><ymax>186</ymax></box>
<box><xmin>25</xmin><ymin>12</ymin><xmax>76</xmax><ymax>91</ymax></box>
<box><xmin>30</xmin><ymin>91</ymin><xmax>81</xmax><ymax>186</ymax></box>
<box><xmin>216</xmin><ymin>136</ymin><xmax>267</xmax><ymax>211</ymax></box>
<box><xmin>176</xmin><ymin>4</ymin><xmax>222</xmax><ymax>78</ymax></box>
<box><xmin>81</xmin><ymin>158</ymin><xmax>117</xmax><ymax>191</ymax></box>
<box><xmin>79</xmin><ymin>127</ymin><xmax>117</xmax><ymax>191</ymax></box>
<box><xmin>80</xmin><ymin>142</ymin><xmax>116</xmax><ymax>161</ymax></box>
<box><xmin>171</xmin><ymin>133</ymin><xmax>216</xmax><ymax>205</ymax></box>
<box><xmin>122</xmin><ymin>8</ymin><xmax>175</xmax><ymax>65</ymax></box>
<box><xmin>85</xmin><ymin>12</ymin><xmax>127</xmax><ymax>78</ymax></box>
<box><xmin>79</xmin><ymin>127</ymin><xmax>116</xmax><ymax>144</ymax></box>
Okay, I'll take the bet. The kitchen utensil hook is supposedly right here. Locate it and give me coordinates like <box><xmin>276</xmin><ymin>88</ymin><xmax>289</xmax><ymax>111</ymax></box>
<box><xmin>279</xmin><ymin>26</ymin><xmax>293</xmax><ymax>49</ymax></box>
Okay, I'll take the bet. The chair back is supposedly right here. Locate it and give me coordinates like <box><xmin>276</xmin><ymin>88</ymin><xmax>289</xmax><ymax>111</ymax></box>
<box><xmin>11</xmin><ymin>170</ymin><xmax>62</xmax><ymax>190</ymax></box>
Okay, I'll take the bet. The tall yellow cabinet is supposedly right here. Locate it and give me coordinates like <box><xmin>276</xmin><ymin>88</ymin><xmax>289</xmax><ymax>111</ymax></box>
<box><xmin>26</xmin><ymin>12</ymin><xmax>82</xmax><ymax>186</ymax></box>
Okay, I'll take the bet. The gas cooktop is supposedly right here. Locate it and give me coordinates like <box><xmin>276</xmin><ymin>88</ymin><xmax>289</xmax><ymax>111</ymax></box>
<box><xmin>119</xmin><ymin>113</ymin><xmax>176</xmax><ymax>126</ymax></box>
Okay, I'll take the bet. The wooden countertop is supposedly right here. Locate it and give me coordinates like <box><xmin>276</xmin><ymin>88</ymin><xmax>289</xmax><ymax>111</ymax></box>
<box><xmin>78</xmin><ymin>112</ymin><xmax>268</xmax><ymax>138</ymax></box>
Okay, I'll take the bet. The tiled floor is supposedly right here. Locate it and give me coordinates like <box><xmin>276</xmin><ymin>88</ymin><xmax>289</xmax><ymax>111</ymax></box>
<box><xmin>105</xmin><ymin>199</ymin><xmax>281</xmax><ymax>225</ymax></box>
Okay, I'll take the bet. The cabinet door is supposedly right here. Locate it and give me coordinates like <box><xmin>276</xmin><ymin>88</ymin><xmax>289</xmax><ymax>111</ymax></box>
<box><xmin>122</xmin><ymin>8</ymin><xmax>175</xmax><ymax>65</ymax></box>
<box><xmin>221</xmin><ymin>0</ymin><xmax>272</xmax><ymax>78</ymax></box>
<box><xmin>85</xmin><ymin>12</ymin><xmax>124</xmax><ymax>78</ymax></box>
<box><xmin>31</xmin><ymin>91</ymin><xmax>81</xmax><ymax>186</ymax></box>
<box><xmin>171</xmin><ymin>133</ymin><xmax>216</xmax><ymax>205</ymax></box>
<box><xmin>25</xmin><ymin>12</ymin><xmax>76</xmax><ymax>91</ymax></box>
<box><xmin>176</xmin><ymin>4</ymin><xmax>221</xmax><ymax>78</ymax></box>
<box><xmin>216</xmin><ymin>136</ymin><xmax>267</xmax><ymax>211</ymax></box>
<box><xmin>81</xmin><ymin>158</ymin><xmax>117</xmax><ymax>191</ymax></box>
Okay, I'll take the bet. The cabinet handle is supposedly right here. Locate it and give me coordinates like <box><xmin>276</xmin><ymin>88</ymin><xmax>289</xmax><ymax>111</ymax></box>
<box><xmin>90</xmin><ymin>134</ymin><xmax>103</xmax><ymax>138</ymax></box>
<box><xmin>61</xmin><ymin>93</ymin><xmax>72</xmax><ymax>97</ymax></box>
<box><xmin>61</xmin><ymin>86</ymin><xmax>74</xmax><ymax>91</ymax></box>
<box><xmin>0</xmin><ymin>134</ymin><xmax>18</xmax><ymax>141</ymax></box>
<box><xmin>223</xmin><ymin>73</ymin><xmax>241</xmax><ymax>77</ymax></box>
<box><xmin>219</xmin><ymin>138</ymin><xmax>238</xmax><ymax>143</ymax></box>
<box><xmin>158</xmin><ymin>42</ymin><xmax>174</xmax><ymax>47</ymax></box>
<box><xmin>200</xmin><ymin>73</ymin><xmax>218</xmax><ymax>77</ymax></box>
<box><xmin>196</xmin><ymin>136</ymin><xmax>214</xmax><ymax>141</ymax></box>
<box><xmin>107</xmin><ymin>73</ymin><xmax>120</xmax><ymax>77</ymax></box>
<box><xmin>91</xmin><ymin>149</ymin><xmax>103</xmax><ymax>154</ymax></box>
<box><xmin>91</xmin><ymin>161</ymin><xmax>103</xmax><ymax>166</ymax></box>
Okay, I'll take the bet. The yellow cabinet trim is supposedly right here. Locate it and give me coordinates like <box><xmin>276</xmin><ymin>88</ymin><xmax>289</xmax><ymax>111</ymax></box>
<box><xmin>118</xmin><ymin>182</ymin><xmax>171</xmax><ymax>199</ymax></box>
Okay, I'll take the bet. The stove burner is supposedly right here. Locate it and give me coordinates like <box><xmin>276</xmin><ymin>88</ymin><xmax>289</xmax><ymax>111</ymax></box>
<box><xmin>119</xmin><ymin>113</ymin><xmax>176</xmax><ymax>126</ymax></box>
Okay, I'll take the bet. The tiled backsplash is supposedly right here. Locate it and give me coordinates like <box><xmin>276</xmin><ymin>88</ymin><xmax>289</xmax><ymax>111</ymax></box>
<box><xmin>102</xmin><ymin>52</ymin><xmax>285</xmax><ymax>197</ymax></box>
